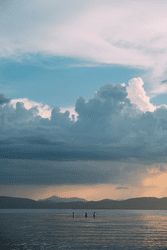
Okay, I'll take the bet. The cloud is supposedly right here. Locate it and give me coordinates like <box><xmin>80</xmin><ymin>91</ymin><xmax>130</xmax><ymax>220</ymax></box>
<box><xmin>0</xmin><ymin>94</ymin><xmax>11</xmax><ymax>105</ymax></box>
<box><xmin>0</xmin><ymin>159</ymin><xmax>115</xmax><ymax>185</ymax></box>
<box><xmin>11</xmin><ymin>99</ymin><xmax>77</xmax><ymax>121</ymax></box>
<box><xmin>0</xmin><ymin>75</ymin><xmax>167</xmax><ymax>188</ymax></box>
<box><xmin>1</xmin><ymin>0</ymin><xmax>167</xmax><ymax>95</ymax></box>
<box><xmin>11</xmin><ymin>98</ymin><xmax>52</xmax><ymax>118</ymax></box>
<box><xmin>0</xmin><ymin>78</ymin><xmax>167</xmax><ymax>166</ymax></box>
<box><xmin>127</xmin><ymin>78</ymin><xmax>156</xmax><ymax>112</ymax></box>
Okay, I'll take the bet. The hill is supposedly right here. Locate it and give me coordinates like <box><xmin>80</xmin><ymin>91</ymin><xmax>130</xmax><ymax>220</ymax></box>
<box><xmin>1</xmin><ymin>196</ymin><xmax>167</xmax><ymax>210</ymax></box>
<box><xmin>37</xmin><ymin>195</ymin><xmax>87</xmax><ymax>203</ymax></box>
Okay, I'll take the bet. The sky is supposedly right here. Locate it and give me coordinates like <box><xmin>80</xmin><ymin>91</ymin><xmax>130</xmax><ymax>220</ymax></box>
<box><xmin>1</xmin><ymin>0</ymin><xmax>167</xmax><ymax>201</ymax></box>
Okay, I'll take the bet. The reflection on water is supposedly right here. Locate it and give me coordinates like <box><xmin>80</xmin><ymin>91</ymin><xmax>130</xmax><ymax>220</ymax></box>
<box><xmin>0</xmin><ymin>209</ymin><xmax>167</xmax><ymax>250</ymax></box>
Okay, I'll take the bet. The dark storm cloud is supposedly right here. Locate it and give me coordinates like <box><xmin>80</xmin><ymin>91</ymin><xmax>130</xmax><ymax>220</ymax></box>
<box><xmin>1</xmin><ymin>83</ymin><xmax>167</xmax><ymax>185</ymax></box>
<box><xmin>0</xmin><ymin>83</ymin><xmax>167</xmax><ymax>165</ymax></box>
<box><xmin>0</xmin><ymin>159</ymin><xmax>112</xmax><ymax>185</ymax></box>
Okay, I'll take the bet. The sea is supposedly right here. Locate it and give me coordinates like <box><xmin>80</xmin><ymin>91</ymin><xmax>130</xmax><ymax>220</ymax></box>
<box><xmin>0</xmin><ymin>209</ymin><xmax>167</xmax><ymax>250</ymax></box>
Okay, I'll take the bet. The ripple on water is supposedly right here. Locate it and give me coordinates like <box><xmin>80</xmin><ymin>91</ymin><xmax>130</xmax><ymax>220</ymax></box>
<box><xmin>1</xmin><ymin>211</ymin><xmax>167</xmax><ymax>249</ymax></box>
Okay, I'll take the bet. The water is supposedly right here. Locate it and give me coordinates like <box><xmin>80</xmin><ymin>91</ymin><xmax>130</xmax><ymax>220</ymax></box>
<box><xmin>0</xmin><ymin>209</ymin><xmax>167</xmax><ymax>250</ymax></box>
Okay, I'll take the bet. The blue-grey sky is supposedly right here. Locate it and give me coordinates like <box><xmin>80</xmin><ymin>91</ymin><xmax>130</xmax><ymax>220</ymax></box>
<box><xmin>1</xmin><ymin>0</ymin><xmax>167</xmax><ymax>201</ymax></box>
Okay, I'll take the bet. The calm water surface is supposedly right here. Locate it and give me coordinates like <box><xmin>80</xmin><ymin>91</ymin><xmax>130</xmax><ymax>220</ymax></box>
<box><xmin>0</xmin><ymin>209</ymin><xmax>167</xmax><ymax>250</ymax></box>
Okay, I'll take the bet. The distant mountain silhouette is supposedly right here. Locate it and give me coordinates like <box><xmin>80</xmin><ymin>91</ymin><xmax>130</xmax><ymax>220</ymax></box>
<box><xmin>1</xmin><ymin>196</ymin><xmax>167</xmax><ymax>210</ymax></box>
<box><xmin>37</xmin><ymin>195</ymin><xmax>87</xmax><ymax>203</ymax></box>
<box><xmin>0</xmin><ymin>196</ymin><xmax>38</xmax><ymax>209</ymax></box>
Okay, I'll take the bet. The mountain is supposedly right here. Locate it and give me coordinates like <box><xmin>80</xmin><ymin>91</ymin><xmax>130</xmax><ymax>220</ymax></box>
<box><xmin>0</xmin><ymin>196</ymin><xmax>38</xmax><ymax>209</ymax></box>
<box><xmin>1</xmin><ymin>196</ymin><xmax>167</xmax><ymax>210</ymax></box>
<box><xmin>37</xmin><ymin>195</ymin><xmax>87</xmax><ymax>203</ymax></box>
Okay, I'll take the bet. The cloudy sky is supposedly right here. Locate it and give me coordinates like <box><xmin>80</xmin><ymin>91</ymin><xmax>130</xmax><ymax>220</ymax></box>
<box><xmin>1</xmin><ymin>0</ymin><xmax>167</xmax><ymax>201</ymax></box>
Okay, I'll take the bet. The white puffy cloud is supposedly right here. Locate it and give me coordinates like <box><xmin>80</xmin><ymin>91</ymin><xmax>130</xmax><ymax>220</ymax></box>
<box><xmin>11</xmin><ymin>98</ymin><xmax>52</xmax><ymax>118</ymax></box>
<box><xmin>11</xmin><ymin>99</ymin><xmax>78</xmax><ymax>121</ymax></box>
<box><xmin>127</xmin><ymin>77</ymin><xmax>156</xmax><ymax>112</ymax></box>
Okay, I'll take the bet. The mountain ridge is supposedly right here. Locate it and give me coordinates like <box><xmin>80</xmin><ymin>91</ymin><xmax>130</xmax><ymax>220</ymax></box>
<box><xmin>1</xmin><ymin>196</ymin><xmax>167</xmax><ymax>209</ymax></box>
<box><xmin>37</xmin><ymin>195</ymin><xmax>87</xmax><ymax>203</ymax></box>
